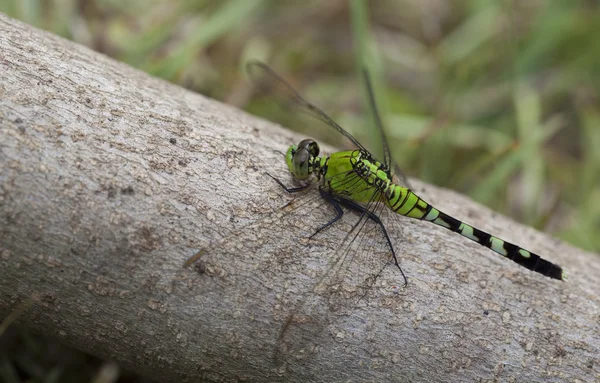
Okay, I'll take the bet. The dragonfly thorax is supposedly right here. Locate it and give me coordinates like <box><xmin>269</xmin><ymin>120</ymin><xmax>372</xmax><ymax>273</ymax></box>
<box><xmin>286</xmin><ymin>139</ymin><xmax>321</xmax><ymax>180</ymax></box>
<box><xmin>350</xmin><ymin>151</ymin><xmax>393</xmax><ymax>192</ymax></box>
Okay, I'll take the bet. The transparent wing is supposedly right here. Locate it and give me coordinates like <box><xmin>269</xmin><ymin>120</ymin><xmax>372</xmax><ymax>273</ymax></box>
<box><xmin>361</xmin><ymin>69</ymin><xmax>412</xmax><ymax>189</ymax></box>
<box><xmin>246</xmin><ymin>61</ymin><xmax>370</xmax><ymax>154</ymax></box>
<box><xmin>361</xmin><ymin>69</ymin><xmax>391</xmax><ymax>167</ymax></box>
<box><xmin>184</xmin><ymin>169</ymin><xmax>407</xmax><ymax>364</ymax></box>
<box><xmin>393</xmin><ymin>164</ymin><xmax>412</xmax><ymax>189</ymax></box>
<box><xmin>271</xmin><ymin>172</ymin><xmax>409</xmax><ymax>363</ymax></box>
<box><xmin>247</xmin><ymin>60</ymin><xmax>411</xmax><ymax>189</ymax></box>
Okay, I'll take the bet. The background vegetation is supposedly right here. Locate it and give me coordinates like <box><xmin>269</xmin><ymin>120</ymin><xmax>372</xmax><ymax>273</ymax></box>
<box><xmin>1</xmin><ymin>0</ymin><xmax>598</xmax><ymax>381</ymax></box>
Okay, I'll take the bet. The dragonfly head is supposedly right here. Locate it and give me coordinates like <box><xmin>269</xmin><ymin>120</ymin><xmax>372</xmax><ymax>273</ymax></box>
<box><xmin>286</xmin><ymin>139</ymin><xmax>320</xmax><ymax>181</ymax></box>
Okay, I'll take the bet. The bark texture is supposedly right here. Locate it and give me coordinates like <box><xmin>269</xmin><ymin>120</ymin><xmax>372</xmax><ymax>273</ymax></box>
<box><xmin>1</xmin><ymin>13</ymin><xmax>599</xmax><ymax>382</ymax></box>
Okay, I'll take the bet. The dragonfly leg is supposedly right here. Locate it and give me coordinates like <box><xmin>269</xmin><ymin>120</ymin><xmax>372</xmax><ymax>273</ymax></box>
<box><xmin>266</xmin><ymin>173</ymin><xmax>311</xmax><ymax>193</ymax></box>
<box><xmin>309</xmin><ymin>188</ymin><xmax>344</xmax><ymax>239</ymax></box>
<box><xmin>337</xmin><ymin>197</ymin><xmax>408</xmax><ymax>287</ymax></box>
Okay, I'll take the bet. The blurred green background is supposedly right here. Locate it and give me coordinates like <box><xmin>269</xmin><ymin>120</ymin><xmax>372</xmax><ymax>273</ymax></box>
<box><xmin>1</xmin><ymin>0</ymin><xmax>599</xmax><ymax>381</ymax></box>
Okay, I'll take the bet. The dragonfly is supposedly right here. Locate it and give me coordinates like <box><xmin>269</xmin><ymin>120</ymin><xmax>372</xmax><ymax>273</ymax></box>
<box><xmin>184</xmin><ymin>61</ymin><xmax>567</xmax><ymax>360</ymax></box>
<box><xmin>235</xmin><ymin>61</ymin><xmax>568</xmax><ymax>286</ymax></box>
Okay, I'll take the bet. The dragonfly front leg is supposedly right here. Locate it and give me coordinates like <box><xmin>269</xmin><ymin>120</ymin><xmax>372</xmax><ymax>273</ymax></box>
<box><xmin>266</xmin><ymin>173</ymin><xmax>312</xmax><ymax>193</ymax></box>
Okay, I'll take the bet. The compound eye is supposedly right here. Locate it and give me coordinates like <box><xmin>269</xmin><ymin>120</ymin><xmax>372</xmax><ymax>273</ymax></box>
<box><xmin>292</xmin><ymin>148</ymin><xmax>310</xmax><ymax>179</ymax></box>
<box><xmin>298</xmin><ymin>139</ymin><xmax>320</xmax><ymax>158</ymax></box>
<box><xmin>307</xmin><ymin>141</ymin><xmax>320</xmax><ymax>157</ymax></box>
<box><xmin>293</xmin><ymin>149</ymin><xmax>309</xmax><ymax>168</ymax></box>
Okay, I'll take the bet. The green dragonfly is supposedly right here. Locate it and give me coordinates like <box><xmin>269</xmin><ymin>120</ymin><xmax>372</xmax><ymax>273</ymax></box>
<box><xmin>237</xmin><ymin>61</ymin><xmax>567</xmax><ymax>286</ymax></box>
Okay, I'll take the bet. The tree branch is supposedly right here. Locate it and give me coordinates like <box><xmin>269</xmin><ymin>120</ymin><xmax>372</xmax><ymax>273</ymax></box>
<box><xmin>0</xmin><ymin>13</ymin><xmax>598</xmax><ymax>382</ymax></box>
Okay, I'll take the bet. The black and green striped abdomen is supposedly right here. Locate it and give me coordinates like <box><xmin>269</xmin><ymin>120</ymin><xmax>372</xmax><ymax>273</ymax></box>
<box><xmin>385</xmin><ymin>185</ymin><xmax>566</xmax><ymax>281</ymax></box>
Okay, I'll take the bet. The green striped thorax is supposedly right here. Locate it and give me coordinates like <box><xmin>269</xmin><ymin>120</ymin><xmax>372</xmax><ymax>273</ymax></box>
<box><xmin>286</xmin><ymin>139</ymin><xmax>321</xmax><ymax>181</ymax></box>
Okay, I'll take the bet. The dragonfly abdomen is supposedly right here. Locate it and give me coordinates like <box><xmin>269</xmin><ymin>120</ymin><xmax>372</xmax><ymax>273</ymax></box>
<box><xmin>385</xmin><ymin>185</ymin><xmax>566</xmax><ymax>281</ymax></box>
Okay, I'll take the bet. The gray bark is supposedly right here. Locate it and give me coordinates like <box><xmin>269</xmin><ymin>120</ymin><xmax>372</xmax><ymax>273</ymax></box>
<box><xmin>1</xmin><ymin>12</ymin><xmax>598</xmax><ymax>383</ymax></box>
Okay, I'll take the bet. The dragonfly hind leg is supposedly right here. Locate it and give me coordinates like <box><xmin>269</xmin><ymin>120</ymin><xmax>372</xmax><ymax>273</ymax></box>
<box><xmin>336</xmin><ymin>197</ymin><xmax>408</xmax><ymax>287</ymax></box>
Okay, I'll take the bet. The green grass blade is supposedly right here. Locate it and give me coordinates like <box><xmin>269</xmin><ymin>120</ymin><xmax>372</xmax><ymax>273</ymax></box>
<box><xmin>514</xmin><ymin>84</ymin><xmax>544</xmax><ymax>223</ymax></box>
<box><xmin>147</xmin><ymin>0</ymin><xmax>264</xmax><ymax>79</ymax></box>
